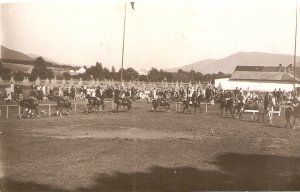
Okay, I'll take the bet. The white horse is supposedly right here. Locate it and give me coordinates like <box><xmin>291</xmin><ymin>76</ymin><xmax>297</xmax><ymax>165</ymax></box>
<box><xmin>265</xmin><ymin>97</ymin><xmax>276</xmax><ymax>125</ymax></box>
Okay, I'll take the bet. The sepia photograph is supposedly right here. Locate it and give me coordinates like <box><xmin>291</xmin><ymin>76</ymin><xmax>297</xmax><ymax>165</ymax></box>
<box><xmin>0</xmin><ymin>0</ymin><xmax>300</xmax><ymax>191</ymax></box>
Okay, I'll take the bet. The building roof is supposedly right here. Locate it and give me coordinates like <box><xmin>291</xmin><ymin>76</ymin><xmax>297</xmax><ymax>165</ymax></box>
<box><xmin>231</xmin><ymin>65</ymin><xmax>300</xmax><ymax>82</ymax></box>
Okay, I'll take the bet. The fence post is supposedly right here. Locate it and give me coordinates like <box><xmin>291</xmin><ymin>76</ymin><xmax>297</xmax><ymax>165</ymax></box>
<box><xmin>74</xmin><ymin>103</ymin><xmax>77</xmax><ymax>112</ymax></box>
<box><xmin>206</xmin><ymin>104</ymin><xmax>208</xmax><ymax>113</ymax></box>
<box><xmin>6</xmin><ymin>106</ymin><xmax>9</xmax><ymax>119</ymax></box>
<box><xmin>19</xmin><ymin>106</ymin><xmax>21</xmax><ymax>116</ymax></box>
<box><xmin>48</xmin><ymin>104</ymin><xmax>51</xmax><ymax>117</ymax></box>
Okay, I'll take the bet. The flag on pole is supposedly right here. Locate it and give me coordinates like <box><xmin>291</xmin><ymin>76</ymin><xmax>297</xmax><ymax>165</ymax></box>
<box><xmin>130</xmin><ymin>2</ymin><xmax>135</xmax><ymax>10</ymax></box>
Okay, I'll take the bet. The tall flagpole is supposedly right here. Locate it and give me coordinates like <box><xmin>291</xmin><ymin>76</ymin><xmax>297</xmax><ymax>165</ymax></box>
<box><xmin>121</xmin><ymin>2</ymin><xmax>127</xmax><ymax>82</ymax></box>
<box><xmin>294</xmin><ymin>3</ymin><xmax>298</xmax><ymax>95</ymax></box>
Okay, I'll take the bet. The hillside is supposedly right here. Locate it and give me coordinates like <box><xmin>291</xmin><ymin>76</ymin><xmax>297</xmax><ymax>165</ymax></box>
<box><xmin>1</xmin><ymin>45</ymin><xmax>33</xmax><ymax>60</ymax></box>
<box><xmin>1</xmin><ymin>46</ymin><xmax>78</xmax><ymax>72</ymax></box>
<box><xmin>166</xmin><ymin>52</ymin><xmax>300</xmax><ymax>74</ymax></box>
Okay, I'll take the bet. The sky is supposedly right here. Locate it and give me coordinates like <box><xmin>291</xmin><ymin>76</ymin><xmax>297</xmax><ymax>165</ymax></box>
<box><xmin>0</xmin><ymin>0</ymin><xmax>299</xmax><ymax>72</ymax></box>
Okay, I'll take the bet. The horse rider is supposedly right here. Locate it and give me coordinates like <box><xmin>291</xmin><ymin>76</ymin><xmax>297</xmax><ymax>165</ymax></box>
<box><xmin>205</xmin><ymin>86</ymin><xmax>212</xmax><ymax>101</ymax></box>
<box><xmin>191</xmin><ymin>90</ymin><xmax>197</xmax><ymax>105</ymax></box>
<box><xmin>237</xmin><ymin>92</ymin><xmax>245</xmax><ymax>103</ymax></box>
<box><xmin>257</xmin><ymin>95</ymin><xmax>264</xmax><ymax>122</ymax></box>
<box><xmin>63</xmin><ymin>88</ymin><xmax>70</xmax><ymax>99</ymax></box>
<box><xmin>263</xmin><ymin>92</ymin><xmax>271</xmax><ymax>112</ymax></box>
<box><xmin>114</xmin><ymin>87</ymin><xmax>120</xmax><ymax>105</ymax></box>
<box><xmin>158</xmin><ymin>89</ymin><xmax>166</xmax><ymax>103</ymax></box>
<box><xmin>125</xmin><ymin>88</ymin><xmax>131</xmax><ymax>100</ymax></box>
<box><xmin>225</xmin><ymin>91</ymin><xmax>231</xmax><ymax>101</ymax></box>
<box><xmin>29</xmin><ymin>89</ymin><xmax>38</xmax><ymax>103</ymax></box>
<box><xmin>95</xmin><ymin>86</ymin><xmax>102</xmax><ymax>99</ymax></box>
<box><xmin>236</xmin><ymin>92</ymin><xmax>245</xmax><ymax>111</ymax></box>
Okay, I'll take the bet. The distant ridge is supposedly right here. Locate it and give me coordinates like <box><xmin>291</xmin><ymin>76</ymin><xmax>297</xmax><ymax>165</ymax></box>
<box><xmin>165</xmin><ymin>52</ymin><xmax>300</xmax><ymax>74</ymax></box>
<box><xmin>1</xmin><ymin>45</ymin><xmax>33</xmax><ymax>60</ymax></box>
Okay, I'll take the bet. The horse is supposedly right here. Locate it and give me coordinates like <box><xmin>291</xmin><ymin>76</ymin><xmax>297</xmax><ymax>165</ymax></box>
<box><xmin>234</xmin><ymin>99</ymin><xmax>246</xmax><ymax>120</ymax></box>
<box><xmin>152</xmin><ymin>98</ymin><xmax>170</xmax><ymax>112</ymax></box>
<box><xmin>19</xmin><ymin>98</ymin><xmax>39</xmax><ymax>119</ymax></box>
<box><xmin>262</xmin><ymin>97</ymin><xmax>277</xmax><ymax>125</ymax></box>
<box><xmin>220</xmin><ymin>97</ymin><xmax>235</xmax><ymax>118</ymax></box>
<box><xmin>85</xmin><ymin>94</ymin><xmax>105</xmax><ymax>114</ymax></box>
<box><xmin>285</xmin><ymin>105</ymin><xmax>300</xmax><ymax>129</ymax></box>
<box><xmin>114</xmin><ymin>97</ymin><xmax>131</xmax><ymax>112</ymax></box>
<box><xmin>56</xmin><ymin>97</ymin><xmax>72</xmax><ymax>116</ymax></box>
<box><xmin>182</xmin><ymin>95</ymin><xmax>204</xmax><ymax>114</ymax></box>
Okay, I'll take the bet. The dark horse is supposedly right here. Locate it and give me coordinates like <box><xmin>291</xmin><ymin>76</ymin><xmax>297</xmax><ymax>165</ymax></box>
<box><xmin>152</xmin><ymin>98</ymin><xmax>170</xmax><ymax>112</ymax></box>
<box><xmin>85</xmin><ymin>95</ymin><xmax>105</xmax><ymax>114</ymax></box>
<box><xmin>220</xmin><ymin>97</ymin><xmax>235</xmax><ymax>118</ymax></box>
<box><xmin>19</xmin><ymin>98</ymin><xmax>39</xmax><ymax>118</ymax></box>
<box><xmin>56</xmin><ymin>97</ymin><xmax>72</xmax><ymax>116</ymax></box>
<box><xmin>234</xmin><ymin>99</ymin><xmax>245</xmax><ymax>120</ymax></box>
<box><xmin>285</xmin><ymin>105</ymin><xmax>300</xmax><ymax>129</ymax></box>
<box><xmin>114</xmin><ymin>97</ymin><xmax>131</xmax><ymax>112</ymax></box>
<box><xmin>182</xmin><ymin>95</ymin><xmax>205</xmax><ymax>114</ymax></box>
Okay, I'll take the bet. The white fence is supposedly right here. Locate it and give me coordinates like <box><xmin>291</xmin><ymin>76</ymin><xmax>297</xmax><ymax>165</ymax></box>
<box><xmin>0</xmin><ymin>103</ymin><xmax>85</xmax><ymax>119</ymax></box>
<box><xmin>0</xmin><ymin>100</ymin><xmax>120</xmax><ymax>119</ymax></box>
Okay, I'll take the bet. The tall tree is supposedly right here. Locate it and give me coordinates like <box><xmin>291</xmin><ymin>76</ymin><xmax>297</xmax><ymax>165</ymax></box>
<box><xmin>30</xmin><ymin>57</ymin><xmax>54</xmax><ymax>80</ymax></box>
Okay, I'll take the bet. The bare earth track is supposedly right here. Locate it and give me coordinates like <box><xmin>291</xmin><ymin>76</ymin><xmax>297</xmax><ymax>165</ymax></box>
<box><xmin>0</xmin><ymin>102</ymin><xmax>300</xmax><ymax>191</ymax></box>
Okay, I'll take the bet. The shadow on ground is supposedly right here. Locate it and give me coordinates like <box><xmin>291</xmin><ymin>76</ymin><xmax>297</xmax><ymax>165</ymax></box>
<box><xmin>1</xmin><ymin>153</ymin><xmax>300</xmax><ymax>191</ymax></box>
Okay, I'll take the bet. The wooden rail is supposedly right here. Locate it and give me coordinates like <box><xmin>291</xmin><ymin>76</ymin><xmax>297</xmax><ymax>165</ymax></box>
<box><xmin>243</xmin><ymin>107</ymin><xmax>282</xmax><ymax>116</ymax></box>
<box><xmin>0</xmin><ymin>101</ymin><xmax>116</xmax><ymax>119</ymax></box>
<box><xmin>0</xmin><ymin>103</ymin><xmax>81</xmax><ymax>119</ymax></box>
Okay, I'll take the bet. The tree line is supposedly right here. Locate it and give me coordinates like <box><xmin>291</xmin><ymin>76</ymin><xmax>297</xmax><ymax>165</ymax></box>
<box><xmin>1</xmin><ymin>58</ymin><xmax>231</xmax><ymax>84</ymax></box>
<box><xmin>71</xmin><ymin>62</ymin><xmax>230</xmax><ymax>84</ymax></box>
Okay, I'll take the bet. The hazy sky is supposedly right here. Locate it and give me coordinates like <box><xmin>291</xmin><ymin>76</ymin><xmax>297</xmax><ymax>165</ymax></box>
<box><xmin>0</xmin><ymin>0</ymin><xmax>299</xmax><ymax>72</ymax></box>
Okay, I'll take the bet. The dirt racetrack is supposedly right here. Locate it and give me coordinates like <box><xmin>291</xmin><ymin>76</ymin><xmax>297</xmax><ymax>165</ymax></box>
<box><xmin>0</xmin><ymin>101</ymin><xmax>300</xmax><ymax>191</ymax></box>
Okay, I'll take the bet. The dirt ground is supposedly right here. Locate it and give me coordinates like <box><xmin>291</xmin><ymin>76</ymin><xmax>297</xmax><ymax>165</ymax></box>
<box><xmin>0</xmin><ymin>102</ymin><xmax>300</xmax><ymax>191</ymax></box>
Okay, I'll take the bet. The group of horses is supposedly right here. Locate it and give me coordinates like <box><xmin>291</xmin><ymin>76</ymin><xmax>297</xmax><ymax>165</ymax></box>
<box><xmin>219</xmin><ymin>95</ymin><xmax>300</xmax><ymax>129</ymax></box>
<box><xmin>18</xmin><ymin>96</ymin><xmax>72</xmax><ymax>118</ymax></box>
<box><xmin>18</xmin><ymin>94</ymin><xmax>132</xmax><ymax>118</ymax></box>
<box><xmin>16</xmin><ymin>92</ymin><xmax>300</xmax><ymax>130</ymax></box>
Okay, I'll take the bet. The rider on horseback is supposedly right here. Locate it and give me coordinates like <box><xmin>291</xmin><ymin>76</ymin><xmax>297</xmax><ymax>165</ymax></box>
<box><xmin>29</xmin><ymin>89</ymin><xmax>38</xmax><ymax>104</ymax></box>
<box><xmin>158</xmin><ymin>89</ymin><xmax>166</xmax><ymax>103</ymax></box>
<box><xmin>263</xmin><ymin>92</ymin><xmax>271</xmax><ymax>112</ymax></box>
<box><xmin>124</xmin><ymin>88</ymin><xmax>131</xmax><ymax>101</ymax></box>
<box><xmin>114</xmin><ymin>87</ymin><xmax>120</xmax><ymax>104</ymax></box>
<box><xmin>191</xmin><ymin>90</ymin><xmax>197</xmax><ymax>105</ymax></box>
<box><xmin>237</xmin><ymin>92</ymin><xmax>245</xmax><ymax>107</ymax></box>
<box><xmin>95</xmin><ymin>86</ymin><xmax>104</xmax><ymax>102</ymax></box>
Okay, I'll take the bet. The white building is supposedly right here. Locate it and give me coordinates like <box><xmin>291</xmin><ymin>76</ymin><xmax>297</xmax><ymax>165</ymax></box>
<box><xmin>69</xmin><ymin>67</ymin><xmax>86</xmax><ymax>75</ymax></box>
<box><xmin>77</xmin><ymin>67</ymin><xmax>86</xmax><ymax>74</ymax></box>
<box><xmin>215</xmin><ymin>65</ymin><xmax>300</xmax><ymax>92</ymax></box>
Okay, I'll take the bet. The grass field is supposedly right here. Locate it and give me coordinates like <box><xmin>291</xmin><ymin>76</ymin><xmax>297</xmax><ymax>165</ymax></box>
<box><xmin>0</xmin><ymin>101</ymin><xmax>300</xmax><ymax>191</ymax></box>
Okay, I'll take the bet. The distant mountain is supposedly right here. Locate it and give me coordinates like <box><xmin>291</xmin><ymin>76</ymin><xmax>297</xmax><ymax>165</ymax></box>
<box><xmin>166</xmin><ymin>59</ymin><xmax>216</xmax><ymax>73</ymax></box>
<box><xmin>166</xmin><ymin>52</ymin><xmax>300</xmax><ymax>74</ymax></box>
<box><xmin>0</xmin><ymin>46</ymin><xmax>78</xmax><ymax>76</ymax></box>
<box><xmin>1</xmin><ymin>45</ymin><xmax>33</xmax><ymax>60</ymax></box>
